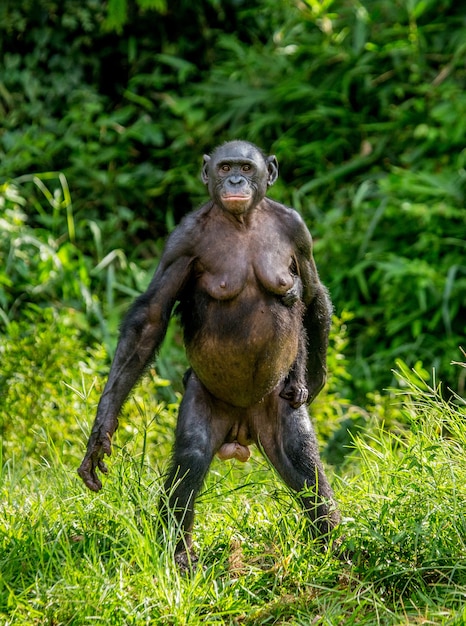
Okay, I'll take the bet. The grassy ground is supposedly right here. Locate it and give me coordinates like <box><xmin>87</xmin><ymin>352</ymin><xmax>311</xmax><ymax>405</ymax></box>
<box><xmin>1</xmin><ymin>348</ymin><xmax>466</xmax><ymax>624</ymax></box>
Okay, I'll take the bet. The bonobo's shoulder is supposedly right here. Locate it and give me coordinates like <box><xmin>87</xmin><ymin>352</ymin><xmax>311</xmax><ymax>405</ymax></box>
<box><xmin>265</xmin><ymin>197</ymin><xmax>303</xmax><ymax>220</ymax></box>
<box><xmin>165</xmin><ymin>202</ymin><xmax>212</xmax><ymax>249</ymax></box>
<box><xmin>178</xmin><ymin>202</ymin><xmax>212</xmax><ymax>228</ymax></box>
<box><xmin>263</xmin><ymin>198</ymin><xmax>311</xmax><ymax>236</ymax></box>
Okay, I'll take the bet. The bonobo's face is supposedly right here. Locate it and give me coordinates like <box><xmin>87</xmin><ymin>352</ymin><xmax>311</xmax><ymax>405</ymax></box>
<box><xmin>202</xmin><ymin>141</ymin><xmax>279</xmax><ymax>215</ymax></box>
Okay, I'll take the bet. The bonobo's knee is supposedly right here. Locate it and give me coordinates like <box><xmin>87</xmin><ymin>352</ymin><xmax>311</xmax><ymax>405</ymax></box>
<box><xmin>166</xmin><ymin>442</ymin><xmax>213</xmax><ymax>497</ymax></box>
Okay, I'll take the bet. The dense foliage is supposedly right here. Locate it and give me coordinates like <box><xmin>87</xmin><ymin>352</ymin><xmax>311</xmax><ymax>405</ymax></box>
<box><xmin>1</xmin><ymin>0</ymin><xmax>464</xmax><ymax>400</ymax></box>
<box><xmin>1</xmin><ymin>0</ymin><xmax>465</xmax><ymax>397</ymax></box>
<box><xmin>1</xmin><ymin>3</ymin><xmax>466</xmax><ymax>622</ymax></box>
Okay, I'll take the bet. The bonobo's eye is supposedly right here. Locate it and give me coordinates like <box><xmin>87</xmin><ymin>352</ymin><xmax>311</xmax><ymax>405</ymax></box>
<box><xmin>220</xmin><ymin>164</ymin><xmax>231</xmax><ymax>173</ymax></box>
<box><xmin>242</xmin><ymin>164</ymin><xmax>252</xmax><ymax>173</ymax></box>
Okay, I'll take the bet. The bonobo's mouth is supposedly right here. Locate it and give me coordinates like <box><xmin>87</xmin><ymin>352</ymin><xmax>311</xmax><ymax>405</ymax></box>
<box><xmin>222</xmin><ymin>194</ymin><xmax>251</xmax><ymax>201</ymax></box>
<box><xmin>221</xmin><ymin>194</ymin><xmax>253</xmax><ymax>213</ymax></box>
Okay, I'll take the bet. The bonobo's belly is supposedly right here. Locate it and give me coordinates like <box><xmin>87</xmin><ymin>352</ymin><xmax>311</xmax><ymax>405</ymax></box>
<box><xmin>185</xmin><ymin>295</ymin><xmax>302</xmax><ymax>407</ymax></box>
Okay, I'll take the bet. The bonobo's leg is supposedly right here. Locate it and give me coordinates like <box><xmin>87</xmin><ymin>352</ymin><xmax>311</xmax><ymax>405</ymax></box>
<box><xmin>259</xmin><ymin>395</ymin><xmax>340</xmax><ymax>537</ymax></box>
<box><xmin>161</xmin><ymin>372</ymin><xmax>218</xmax><ymax>569</ymax></box>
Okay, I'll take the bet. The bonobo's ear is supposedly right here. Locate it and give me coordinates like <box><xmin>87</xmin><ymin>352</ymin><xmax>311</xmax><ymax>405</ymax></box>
<box><xmin>201</xmin><ymin>155</ymin><xmax>211</xmax><ymax>184</ymax></box>
<box><xmin>266</xmin><ymin>155</ymin><xmax>279</xmax><ymax>187</ymax></box>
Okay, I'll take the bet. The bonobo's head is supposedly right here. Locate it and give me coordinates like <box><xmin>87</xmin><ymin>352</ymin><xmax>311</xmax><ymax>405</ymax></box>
<box><xmin>201</xmin><ymin>140</ymin><xmax>279</xmax><ymax>215</ymax></box>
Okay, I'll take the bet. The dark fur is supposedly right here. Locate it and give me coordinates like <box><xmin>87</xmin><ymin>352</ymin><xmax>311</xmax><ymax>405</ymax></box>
<box><xmin>78</xmin><ymin>141</ymin><xmax>339</xmax><ymax>566</ymax></box>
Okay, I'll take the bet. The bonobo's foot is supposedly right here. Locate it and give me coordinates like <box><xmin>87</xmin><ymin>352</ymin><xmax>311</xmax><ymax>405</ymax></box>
<box><xmin>216</xmin><ymin>441</ymin><xmax>251</xmax><ymax>462</ymax></box>
<box><xmin>279</xmin><ymin>377</ymin><xmax>309</xmax><ymax>408</ymax></box>
<box><xmin>175</xmin><ymin>549</ymin><xmax>198</xmax><ymax>573</ymax></box>
<box><xmin>315</xmin><ymin>507</ymin><xmax>341</xmax><ymax>539</ymax></box>
<box><xmin>78</xmin><ymin>427</ymin><xmax>115</xmax><ymax>491</ymax></box>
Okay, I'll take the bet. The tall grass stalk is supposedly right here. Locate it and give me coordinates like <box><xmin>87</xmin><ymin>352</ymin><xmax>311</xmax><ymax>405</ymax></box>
<box><xmin>1</xmin><ymin>362</ymin><xmax>466</xmax><ymax>624</ymax></box>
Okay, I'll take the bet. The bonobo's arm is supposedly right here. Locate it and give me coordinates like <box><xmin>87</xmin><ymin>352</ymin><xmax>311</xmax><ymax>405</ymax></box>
<box><xmin>296</xmin><ymin>220</ymin><xmax>332</xmax><ymax>404</ymax></box>
<box><xmin>78</xmin><ymin>234</ymin><xmax>194</xmax><ymax>492</ymax></box>
<box><xmin>278</xmin><ymin>212</ymin><xmax>331</xmax><ymax>407</ymax></box>
<box><xmin>279</xmin><ymin>273</ymin><xmax>309</xmax><ymax>408</ymax></box>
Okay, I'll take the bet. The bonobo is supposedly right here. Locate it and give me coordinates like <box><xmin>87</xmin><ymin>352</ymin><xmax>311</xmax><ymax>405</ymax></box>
<box><xmin>78</xmin><ymin>140</ymin><xmax>339</xmax><ymax>567</ymax></box>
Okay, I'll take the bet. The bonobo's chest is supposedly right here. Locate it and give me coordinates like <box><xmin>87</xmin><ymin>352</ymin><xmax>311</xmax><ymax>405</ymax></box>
<box><xmin>195</xmin><ymin>209</ymin><xmax>296</xmax><ymax>300</ymax></box>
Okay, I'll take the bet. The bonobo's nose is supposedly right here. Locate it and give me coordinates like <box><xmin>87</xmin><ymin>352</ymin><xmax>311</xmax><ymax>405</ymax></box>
<box><xmin>228</xmin><ymin>175</ymin><xmax>243</xmax><ymax>185</ymax></box>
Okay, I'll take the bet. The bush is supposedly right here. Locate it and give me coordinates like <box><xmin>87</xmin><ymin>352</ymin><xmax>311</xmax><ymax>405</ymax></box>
<box><xmin>1</xmin><ymin>0</ymin><xmax>464</xmax><ymax>398</ymax></box>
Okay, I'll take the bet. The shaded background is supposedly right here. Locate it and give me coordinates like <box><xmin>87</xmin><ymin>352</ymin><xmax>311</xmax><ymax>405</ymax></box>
<box><xmin>1</xmin><ymin>0</ymin><xmax>465</xmax><ymax>403</ymax></box>
<box><xmin>1</xmin><ymin>6</ymin><xmax>466</xmax><ymax>623</ymax></box>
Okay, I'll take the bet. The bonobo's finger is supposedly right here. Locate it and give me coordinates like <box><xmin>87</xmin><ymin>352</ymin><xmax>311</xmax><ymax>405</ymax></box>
<box><xmin>281</xmin><ymin>291</ymin><xmax>298</xmax><ymax>307</ymax></box>
<box><xmin>97</xmin><ymin>458</ymin><xmax>108</xmax><ymax>474</ymax></box>
<box><xmin>280</xmin><ymin>384</ymin><xmax>308</xmax><ymax>408</ymax></box>
<box><xmin>279</xmin><ymin>388</ymin><xmax>292</xmax><ymax>402</ymax></box>
<box><xmin>293</xmin><ymin>387</ymin><xmax>309</xmax><ymax>408</ymax></box>
<box><xmin>101</xmin><ymin>435</ymin><xmax>112</xmax><ymax>456</ymax></box>
<box><xmin>77</xmin><ymin>458</ymin><xmax>103</xmax><ymax>492</ymax></box>
<box><xmin>88</xmin><ymin>471</ymin><xmax>103</xmax><ymax>492</ymax></box>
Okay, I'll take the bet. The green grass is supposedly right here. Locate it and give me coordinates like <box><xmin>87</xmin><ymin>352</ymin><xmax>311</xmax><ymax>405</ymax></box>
<box><xmin>1</xmin><ymin>353</ymin><xmax>466</xmax><ymax>625</ymax></box>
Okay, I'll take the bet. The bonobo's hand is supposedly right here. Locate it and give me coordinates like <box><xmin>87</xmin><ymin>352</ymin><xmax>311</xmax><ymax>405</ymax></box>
<box><xmin>279</xmin><ymin>376</ymin><xmax>309</xmax><ymax>409</ymax></box>
<box><xmin>281</xmin><ymin>284</ymin><xmax>300</xmax><ymax>308</ymax></box>
<box><xmin>77</xmin><ymin>423</ymin><xmax>117</xmax><ymax>492</ymax></box>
